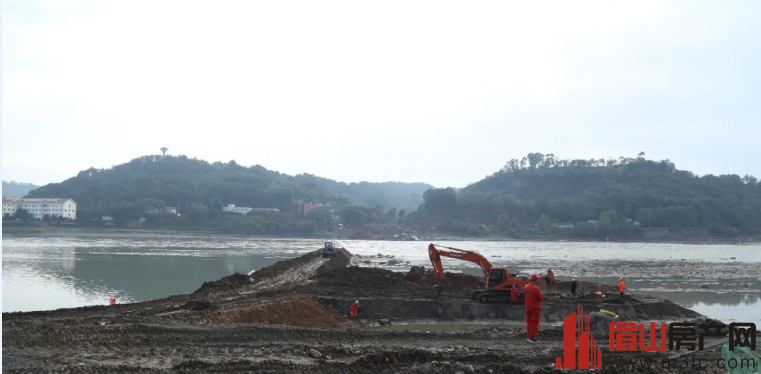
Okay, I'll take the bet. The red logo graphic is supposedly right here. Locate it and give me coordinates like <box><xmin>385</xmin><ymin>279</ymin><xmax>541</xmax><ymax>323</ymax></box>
<box><xmin>556</xmin><ymin>304</ymin><xmax>603</xmax><ymax>369</ymax></box>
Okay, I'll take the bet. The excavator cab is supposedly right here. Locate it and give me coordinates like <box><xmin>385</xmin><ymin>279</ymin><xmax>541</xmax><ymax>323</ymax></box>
<box><xmin>487</xmin><ymin>268</ymin><xmax>507</xmax><ymax>288</ymax></box>
<box><xmin>322</xmin><ymin>242</ymin><xmax>335</xmax><ymax>258</ymax></box>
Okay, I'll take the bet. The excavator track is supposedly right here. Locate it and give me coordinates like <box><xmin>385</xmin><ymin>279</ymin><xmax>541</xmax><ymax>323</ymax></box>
<box><xmin>472</xmin><ymin>290</ymin><xmax>525</xmax><ymax>304</ymax></box>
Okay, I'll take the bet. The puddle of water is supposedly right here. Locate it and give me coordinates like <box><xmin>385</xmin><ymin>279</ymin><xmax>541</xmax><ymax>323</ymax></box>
<box><xmin>642</xmin><ymin>291</ymin><xmax>761</xmax><ymax>326</ymax></box>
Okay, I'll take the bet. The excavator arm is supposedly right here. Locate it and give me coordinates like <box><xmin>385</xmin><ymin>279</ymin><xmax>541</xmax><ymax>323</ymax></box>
<box><xmin>428</xmin><ymin>243</ymin><xmax>556</xmax><ymax>303</ymax></box>
<box><xmin>428</xmin><ymin>243</ymin><xmax>493</xmax><ymax>281</ymax></box>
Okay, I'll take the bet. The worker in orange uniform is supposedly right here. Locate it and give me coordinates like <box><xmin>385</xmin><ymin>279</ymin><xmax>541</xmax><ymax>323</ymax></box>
<box><xmin>546</xmin><ymin>268</ymin><xmax>555</xmax><ymax>294</ymax></box>
<box><xmin>510</xmin><ymin>285</ymin><xmax>518</xmax><ymax>303</ymax></box>
<box><xmin>350</xmin><ymin>300</ymin><xmax>360</xmax><ymax>321</ymax></box>
<box><xmin>618</xmin><ymin>278</ymin><xmax>625</xmax><ymax>297</ymax></box>
<box><xmin>524</xmin><ymin>274</ymin><xmax>544</xmax><ymax>344</ymax></box>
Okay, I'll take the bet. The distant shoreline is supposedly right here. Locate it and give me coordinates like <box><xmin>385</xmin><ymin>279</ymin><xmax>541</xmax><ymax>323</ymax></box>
<box><xmin>1</xmin><ymin>226</ymin><xmax>752</xmax><ymax>245</ymax></box>
<box><xmin>1</xmin><ymin>227</ymin><xmax>309</xmax><ymax>240</ymax></box>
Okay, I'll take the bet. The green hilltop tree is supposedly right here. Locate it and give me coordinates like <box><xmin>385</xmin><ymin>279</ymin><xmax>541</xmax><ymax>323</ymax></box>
<box><xmin>412</xmin><ymin>151</ymin><xmax>761</xmax><ymax>240</ymax></box>
<box><xmin>14</xmin><ymin>208</ymin><xmax>32</xmax><ymax>220</ymax></box>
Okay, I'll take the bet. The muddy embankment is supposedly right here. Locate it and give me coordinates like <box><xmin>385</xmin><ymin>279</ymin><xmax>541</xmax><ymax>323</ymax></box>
<box><xmin>315</xmin><ymin>295</ymin><xmax>700</xmax><ymax>322</ymax></box>
<box><xmin>3</xmin><ymin>247</ymin><xmax>727</xmax><ymax>374</ymax></box>
<box><xmin>258</xmin><ymin>250</ymin><xmax>700</xmax><ymax>327</ymax></box>
<box><xmin>194</xmin><ymin>247</ymin><xmax>352</xmax><ymax>295</ymax></box>
<box><xmin>297</xmin><ymin>262</ymin><xmax>700</xmax><ymax>323</ymax></box>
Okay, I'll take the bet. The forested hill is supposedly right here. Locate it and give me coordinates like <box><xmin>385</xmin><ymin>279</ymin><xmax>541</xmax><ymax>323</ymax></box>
<box><xmin>2</xmin><ymin>181</ymin><xmax>40</xmax><ymax>198</ymax></box>
<box><xmin>26</xmin><ymin>155</ymin><xmax>432</xmax><ymax>213</ymax></box>
<box><xmin>413</xmin><ymin>152</ymin><xmax>761</xmax><ymax>238</ymax></box>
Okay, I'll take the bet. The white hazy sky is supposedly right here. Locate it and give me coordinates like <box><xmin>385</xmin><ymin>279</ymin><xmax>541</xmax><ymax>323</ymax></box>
<box><xmin>2</xmin><ymin>0</ymin><xmax>760</xmax><ymax>188</ymax></box>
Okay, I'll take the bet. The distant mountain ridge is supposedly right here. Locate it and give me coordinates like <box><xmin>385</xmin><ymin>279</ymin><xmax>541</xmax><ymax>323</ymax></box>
<box><xmin>26</xmin><ymin>155</ymin><xmax>433</xmax><ymax>213</ymax></box>
<box><xmin>2</xmin><ymin>181</ymin><xmax>41</xmax><ymax>198</ymax></box>
<box><xmin>411</xmin><ymin>152</ymin><xmax>761</xmax><ymax>238</ymax></box>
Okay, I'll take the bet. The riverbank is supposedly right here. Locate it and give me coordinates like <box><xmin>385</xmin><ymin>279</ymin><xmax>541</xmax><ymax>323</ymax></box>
<box><xmin>4</xmin><ymin>248</ymin><xmax>742</xmax><ymax>374</ymax></box>
<box><xmin>1</xmin><ymin>226</ymin><xmax>298</xmax><ymax>240</ymax></box>
<box><xmin>3</xmin><ymin>225</ymin><xmax>755</xmax><ymax>245</ymax></box>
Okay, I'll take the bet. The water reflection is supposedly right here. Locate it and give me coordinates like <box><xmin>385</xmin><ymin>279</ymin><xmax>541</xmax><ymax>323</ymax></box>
<box><xmin>691</xmin><ymin>298</ymin><xmax>761</xmax><ymax>324</ymax></box>
<box><xmin>68</xmin><ymin>248</ymin><xmax>267</xmax><ymax>301</ymax></box>
<box><xmin>659</xmin><ymin>293</ymin><xmax>761</xmax><ymax>325</ymax></box>
<box><xmin>655</xmin><ymin>293</ymin><xmax>760</xmax><ymax>308</ymax></box>
<box><xmin>2</xmin><ymin>238</ymin><xmax>320</xmax><ymax>312</ymax></box>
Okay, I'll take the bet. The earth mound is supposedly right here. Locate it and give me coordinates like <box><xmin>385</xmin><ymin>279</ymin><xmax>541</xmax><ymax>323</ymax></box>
<box><xmin>316</xmin><ymin>266</ymin><xmax>412</xmax><ymax>287</ymax></box>
<box><xmin>250</xmin><ymin>250</ymin><xmax>322</xmax><ymax>282</ymax></box>
<box><xmin>193</xmin><ymin>247</ymin><xmax>352</xmax><ymax>294</ymax></box>
<box><xmin>175</xmin><ymin>297</ymin><xmax>348</xmax><ymax>328</ymax></box>
<box><xmin>194</xmin><ymin>273</ymin><xmax>251</xmax><ymax>294</ymax></box>
<box><xmin>404</xmin><ymin>265</ymin><xmax>484</xmax><ymax>291</ymax></box>
<box><xmin>315</xmin><ymin>265</ymin><xmax>484</xmax><ymax>292</ymax></box>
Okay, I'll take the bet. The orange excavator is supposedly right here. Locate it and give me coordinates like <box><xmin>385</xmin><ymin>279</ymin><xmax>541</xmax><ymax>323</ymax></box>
<box><xmin>428</xmin><ymin>243</ymin><xmax>555</xmax><ymax>303</ymax></box>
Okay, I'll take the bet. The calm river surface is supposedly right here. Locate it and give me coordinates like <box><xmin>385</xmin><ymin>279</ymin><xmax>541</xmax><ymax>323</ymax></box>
<box><xmin>2</xmin><ymin>236</ymin><xmax>760</xmax><ymax>324</ymax></box>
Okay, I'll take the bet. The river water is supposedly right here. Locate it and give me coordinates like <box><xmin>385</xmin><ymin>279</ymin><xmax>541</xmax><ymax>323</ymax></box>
<box><xmin>2</xmin><ymin>237</ymin><xmax>760</xmax><ymax>325</ymax></box>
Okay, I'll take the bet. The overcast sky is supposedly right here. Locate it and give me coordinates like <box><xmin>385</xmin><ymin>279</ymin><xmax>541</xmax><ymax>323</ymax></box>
<box><xmin>2</xmin><ymin>0</ymin><xmax>760</xmax><ymax>188</ymax></box>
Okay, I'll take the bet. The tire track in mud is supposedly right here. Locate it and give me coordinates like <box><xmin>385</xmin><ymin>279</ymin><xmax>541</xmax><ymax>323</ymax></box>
<box><xmin>4</xmin><ymin>343</ymin><xmax>570</xmax><ymax>374</ymax></box>
<box><xmin>3</xmin><ymin>315</ymin><xmax>722</xmax><ymax>373</ymax></box>
<box><xmin>5</xmin><ymin>321</ymin><xmax>541</xmax><ymax>348</ymax></box>
<box><xmin>6</xmin><ymin>346</ymin><xmax>701</xmax><ymax>374</ymax></box>
<box><xmin>4</xmin><ymin>321</ymin><xmax>566</xmax><ymax>373</ymax></box>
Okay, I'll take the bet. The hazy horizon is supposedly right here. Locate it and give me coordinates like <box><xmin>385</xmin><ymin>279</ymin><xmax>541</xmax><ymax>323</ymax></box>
<box><xmin>3</xmin><ymin>150</ymin><xmax>760</xmax><ymax>190</ymax></box>
<box><xmin>3</xmin><ymin>1</ymin><xmax>760</xmax><ymax>187</ymax></box>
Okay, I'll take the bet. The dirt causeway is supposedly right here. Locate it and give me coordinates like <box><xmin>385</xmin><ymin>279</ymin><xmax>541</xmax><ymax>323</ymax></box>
<box><xmin>2</xmin><ymin>248</ymin><xmax>739</xmax><ymax>373</ymax></box>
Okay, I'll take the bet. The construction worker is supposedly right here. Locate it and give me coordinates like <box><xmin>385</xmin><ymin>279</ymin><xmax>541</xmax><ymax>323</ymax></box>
<box><xmin>546</xmin><ymin>268</ymin><xmax>555</xmax><ymax>294</ymax></box>
<box><xmin>350</xmin><ymin>300</ymin><xmax>360</xmax><ymax>321</ymax></box>
<box><xmin>524</xmin><ymin>274</ymin><xmax>544</xmax><ymax>344</ymax></box>
<box><xmin>571</xmin><ymin>279</ymin><xmax>578</xmax><ymax>296</ymax></box>
<box><xmin>618</xmin><ymin>278</ymin><xmax>625</xmax><ymax>297</ymax></box>
<box><xmin>510</xmin><ymin>284</ymin><xmax>518</xmax><ymax>303</ymax></box>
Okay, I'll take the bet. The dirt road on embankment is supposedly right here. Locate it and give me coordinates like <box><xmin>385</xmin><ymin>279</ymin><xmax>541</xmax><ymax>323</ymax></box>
<box><xmin>2</xmin><ymin>248</ymin><xmax>745</xmax><ymax>374</ymax></box>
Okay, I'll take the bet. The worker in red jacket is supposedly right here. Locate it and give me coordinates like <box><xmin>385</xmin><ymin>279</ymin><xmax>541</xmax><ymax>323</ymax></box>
<box><xmin>524</xmin><ymin>274</ymin><xmax>544</xmax><ymax>344</ymax></box>
<box><xmin>350</xmin><ymin>300</ymin><xmax>360</xmax><ymax>321</ymax></box>
<box><xmin>510</xmin><ymin>285</ymin><xmax>518</xmax><ymax>303</ymax></box>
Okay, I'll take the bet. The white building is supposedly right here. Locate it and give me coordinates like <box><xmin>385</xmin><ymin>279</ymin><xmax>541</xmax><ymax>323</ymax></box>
<box><xmin>2</xmin><ymin>198</ymin><xmax>78</xmax><ymax>220</ymax></box>
<box><xmin>145</xmin><ymin>207</ymin><xmax>179</xmax><ymax>215</ymax></box>
<box><xmin>250</xmin><ymin>208</ymin><xmax>280</xmax><ymax>213</ymax></box>
<box><xmin>222</xmin><ymin>204</ymin><xmax>252</xmax><ymax>215</ymax></box>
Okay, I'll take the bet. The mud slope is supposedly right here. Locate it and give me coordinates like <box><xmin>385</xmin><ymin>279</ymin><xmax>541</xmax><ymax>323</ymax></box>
<box><xmin>315</xmin><ymin>294</ymin><xmax>701</xmax><ymax>322</ymax></box>
<box><xmin>195</xmin><ymin>247</ymin><xmax>352</xmax><ymax>294</ymax></box>
<box><xmin>172</xmin><ymin>296</ymin><xmax>350</xmax><ymax>328</ymax></box>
